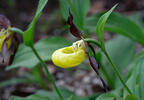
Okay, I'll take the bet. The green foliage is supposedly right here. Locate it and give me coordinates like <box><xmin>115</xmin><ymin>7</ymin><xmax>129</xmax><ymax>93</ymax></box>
<box><xmin>23</xmin><ymin>0</ymin><xmax>48</xmax><ymax>46</ymax></box>
<box><xmin>86</xmin><ymin>12</ymin><xmax>144</xmax><ymax>45</ymax></box>
<box><xmin>0</xmin><ymin>77</ymin><xmax>31</xmax><ymax>88</ymax></box>
<box><xmin>125</xmin><ymin>95</ymin><xmax>139</xmax><ymax>100</ymax></box>
<box><xmin>129</xmin><ymin>12</ymin><xmax>144</xmax><ymax>32</ymax></box>
<box><xmin>0</xmin><ymin>74</ymin><xmax>48</xmax><ymax>89</ymax></box>
<box><xmin>6</xmin><ymin>0</ymin><xmax>144</xmax><ymax>99</ymax></box>
<box><xmin>101</xmin><ymin>35</ymin><xmax>136</xmax><ymax>88</ymax></box>
<box><xmin>95</xmin><ymin>4</ymin><xmax>117</xmax><ymax>50</ymax></box>
<box><xmin>89</xmin><ymin>93</ymin><xmax>102</xmax><ymax>100</ymax></box>
<box><xmin>6</xmin><ymin>37</ymin><xmax>72</xmax><ymax>70</ymax></box>
<box><xmin>10</xmin><ymin>88</ymin><xmax>89</xmax><ymax>100</ymax></box>
<box><xmin>124</xmin><ymin>50</ymin><xmax>144</xmax><ymax>99</ymax></box>
<box><xmin>37</xmin><ymin>88</ymin><xmax>89</xmax><ymax>100</ymax></box>
<box><xmin>10</xmin><ymin>95</ymin><xmax>49</xmax><ymax>100</ymax></box>
<box><xmin>60</xmin><ymin>0</ymin><xmax>90</xmax><ymax>31</ymax></box>
<box><xmin>59</xmin><ymin>0</ymin><xmax>69</xmax><ymax>20</ymax></box>
<box><xmin>30</xmin><ymin>66</ymin><xmax>47</xmax><ymax>88</ymax></box>
<box><xmin>9</xmin><ymin>27</ymin><xmax>24</xmax><ymax>35</ymax></box>
<box><xmin>95</xmin><ymin>93</ymin><xmax>122</xmax><ymax>100</ymax></box>
<box><xmin>67</xmin><ymin>96</ymin><xmax>74</xmax><ymax>100</ymax></box>
<box><xmin>95</xmin><ymin>5</ymin><xmax>133</xmax><ymax>95</ymax></box>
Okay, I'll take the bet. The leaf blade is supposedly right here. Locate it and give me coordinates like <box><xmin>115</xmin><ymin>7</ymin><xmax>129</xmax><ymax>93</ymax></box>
<box><xmin>100</xmin><ymin>35</ymin><xmax>136</xmax><ymax>88</ymax></box>
<box><xmin>60</xmin><ymin>0</ymin><xmax>90</xmax><ymax>31</ymax></box>
<box><xmin>86</xmin><ymin>12</ymin><xmax>144</xmax><ymax>45</ymax></box>
<box><xmin>96</xmin><ymin>4</ymin><xmax>117</xmax><ymax>50</ymax></box>
<box><xmin>23</xmin><ymin>0</ymin><xmax>48</xmax><ymax>46</ymax></box>
<box><xmin>6</xmin><ymin>37</ymin><xmax>72</xmax><ymax>70</ymax></box>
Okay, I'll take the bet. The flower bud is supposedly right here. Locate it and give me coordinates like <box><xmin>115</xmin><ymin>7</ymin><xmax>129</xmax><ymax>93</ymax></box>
<box><xmin>51</xmin><ymin>40</ymin><xmax>86</xmax><ymax>68</ymax></box>
<box><xmin>0</xmin><ymin>28</ymin><xmax>12</xmax><ymax>53</ymax></box>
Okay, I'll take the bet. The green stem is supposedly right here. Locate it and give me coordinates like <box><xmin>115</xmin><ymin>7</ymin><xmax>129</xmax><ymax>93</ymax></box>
<box><xmin>31</xmin><ymin>45</ymin><xmax>63</xmax><ymax>100</ymax></box>
<box><xmin>84</xmin><ymin>38</ymin><xmax>101</xmax><ymax>48</ymax></box>
<box><xmin>103</xmin><ymin>50</ymin><xmax>132</xmax><ymax>95</ymax></box>
<box><xmin>9</xmin><ymin>27</ymin><xmax>24</xmax><ymax>35</ymax></box>
<box><xmin>84</xmin><ymin>38</ymin><xmax>133</xmax><ymax>95</ymax></box>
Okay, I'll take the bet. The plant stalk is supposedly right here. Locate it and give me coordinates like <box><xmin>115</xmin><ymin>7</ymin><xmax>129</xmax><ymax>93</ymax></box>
<box><xmin>31</xmin><ymin>45</ymin><xmax>63</xmax><ymax>100</ymax></box>
<box><xmin>84</xmin><ymin>38</ymin><xmax>101</xmax><ymax>48</ymax></box>
<box><xmin>9</xmin><ymin>27</ymin><xmax>24</xmax><ymax>35</ymax></box>
<box><xmin>85</xmin><ymin>38</ymin><xmax>133</xmax><ymax>95</ymax></box>
<box><xmin>103</xmin><ymin>50</ymin><xmax>132</xmax><ymax>95</ymax></box>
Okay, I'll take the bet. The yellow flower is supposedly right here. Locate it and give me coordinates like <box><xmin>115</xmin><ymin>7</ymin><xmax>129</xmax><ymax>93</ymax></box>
<box><xmin>0</xmin><ymin>28</ymin><xmax>12</xmax><ymax>53</ymax></box>
<box><xmin>52</xmin><ymin>40</ymin><xmax>86</xmax><ymax>68</ymax></box>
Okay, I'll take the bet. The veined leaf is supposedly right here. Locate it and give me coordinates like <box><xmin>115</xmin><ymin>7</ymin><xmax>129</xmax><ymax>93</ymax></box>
<box><xmin>59</xmin><ymin>0</ymin><xmax>69</xmax><ymax>20</ymax></box>
<box><xmin>10</xmin><ymin>95</ymin><xmax>50</xmax><ymax>100</ymax></box>
<box><xmin>0</xmin><ymin>77</ymin><xmax>31</xmax><ymax>88</ymax></box>
<box><xmin>36</xmin><ymin>88</ymin><xmax>89</xmax><ymax>100</ymax></box>
<box><xmin>86</xmin><ymin>12</ymin><xmax>144</xmax><ymax>45</ymax></box>
<box><xmin>95</xmin><ymin>4</ymin><xmax>117</xmax><ymax>50</ymax></box>
<box><xmin>60</xmin><ymin>0</ymin><xmax>90</xmax><ymax>31</ymax></box>
<box><xmin>100</xmin><ymin>35</ymin><xmax>136</xmax><ymax>88</ymax></box>
<box><xmin>6</xmin><ymin>37</ymin><xmax>72</xmax><ymax>70</ymax></box>
<box><xmin>10</xmin><ymin>88</ymin><xmax>89</xmax><ymax>100</ymax></box>
<box><xmin>23</xmin><ymin>0</ymin><xmax>48</xmax><ymax>46</ymax></box>
<box><xmin>95</xmin><ymin>93</ymin><xmax>122</xmax><ymax>100</ymax></box>
<box><xmin>129</xmin><ymin>12</ymin><xmax>144</xmax><ymax>32</ymax></box>
<box><xmin>124</xmin><ymin>50</ymin><xmax>144</xmax><ymax>99</ymax></box>
<box><xmin>67</xmin><ymin>96</ymin><xmax>74</xmax><ymax>100</ymax></box>
<box><xmin>0</xmin><ymin>75</ymin><xmax>43</xmax><ymax>88</ymax></box>
<box><xmin>125</xmin><ymin>95</ymin><xmax>139</xmax><ymax>100</ymax></box>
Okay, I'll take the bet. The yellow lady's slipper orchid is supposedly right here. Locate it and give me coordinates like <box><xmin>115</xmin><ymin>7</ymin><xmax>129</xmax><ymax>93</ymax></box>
<box><xmin>52</xmin><ymin>40</ymin><xmax>86</xmax><ymax>68</ymax></box>
<box><xmin>0</xmin><ymin>28</ymin><xmax>12</xmax><ymax>53</ymax></box>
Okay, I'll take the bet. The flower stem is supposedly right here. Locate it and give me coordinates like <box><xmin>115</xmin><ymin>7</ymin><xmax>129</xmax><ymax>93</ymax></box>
<box><xmin>9</xmin><ymin>27</ymin><xmax>24</xmax><ymax>35</ymax></box>
<box><xmin>84</xmin><ymin>38</ymin><xmax>133</xmax><ymax>95</ymax></box>
<box><xmin>84</xmin><ymin>38</ymin><xmax>101</xmax><ymax>48</ymax></box>
<box><xmin>103</xmin><ymin>50</ymin><xmax>132</xmax><ymax>95</ymax></box>
<box><xmin>31</xmin><ymin>45</ymin><xmax>63</xmax><ymax>100</ymax></box>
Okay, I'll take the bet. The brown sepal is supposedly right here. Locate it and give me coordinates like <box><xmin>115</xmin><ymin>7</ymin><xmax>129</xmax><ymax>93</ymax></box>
<box><xmin>67</xmin><ymin>11</ymin><xmax>82</xmax><ymax>38</ymax></box>
<box><xmin>8</xmin><ymin>34</ymin><xmax>19</xmax><ymax>65</ymax></box>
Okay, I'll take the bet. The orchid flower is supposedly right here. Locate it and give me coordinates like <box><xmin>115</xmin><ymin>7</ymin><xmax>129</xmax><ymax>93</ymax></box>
<box><xmin>52</xmin><ymin>40</ymin><xmax>86</xmax><ymax>68</ymax></box>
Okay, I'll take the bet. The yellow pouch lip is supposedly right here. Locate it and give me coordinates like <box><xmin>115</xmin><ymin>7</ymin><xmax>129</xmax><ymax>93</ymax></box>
<box><xmin>52</xmin><ymin>46</ymin><xmax>86</xmax><ymax>68</ymax></box>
